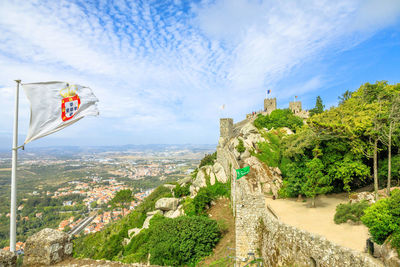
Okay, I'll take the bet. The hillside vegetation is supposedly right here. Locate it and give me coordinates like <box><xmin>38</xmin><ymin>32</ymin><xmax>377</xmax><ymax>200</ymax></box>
<box><xmin>254</xmin><ymin>82</ymin><xmax>400</xmax><ymax>207</ymax></box>
<box><xmin>73</xmin><ymin>161</ymin><xmax>230</xmax><ymax>266</ymax></box>
<box><xmin>253</xmin><ymin>81</ymin><xmax>400</xmax><ymax>253</ymax></box>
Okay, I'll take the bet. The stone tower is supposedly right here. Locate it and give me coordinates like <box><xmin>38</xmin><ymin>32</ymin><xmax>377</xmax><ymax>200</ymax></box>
<box><xmin>264</xmin><ymin>98</ymin><xmax>277</xmax><ymax>114</ymax></box>
<box><xmin>289</xmin><ymin>101</ymin><xmax>302</xmax><ymax>114</ymax></box>
<box><xmin>220</xmin><ymin>118</ymin><xmax>233</xmax><ymax>139</ymax></box>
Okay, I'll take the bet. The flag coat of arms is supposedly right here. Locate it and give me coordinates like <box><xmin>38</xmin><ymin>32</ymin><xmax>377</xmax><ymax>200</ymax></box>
<box><xmin>22</xmin><ymin>81</ymin><xmax>99</xmax><ymax>144</ymax></box>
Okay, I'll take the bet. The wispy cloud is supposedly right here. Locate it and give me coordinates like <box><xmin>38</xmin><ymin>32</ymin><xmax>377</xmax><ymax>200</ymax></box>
<box><xmin>0</xmin><ymin>0</ymin><xmax>399</xmax><ymax>146</ymax></box>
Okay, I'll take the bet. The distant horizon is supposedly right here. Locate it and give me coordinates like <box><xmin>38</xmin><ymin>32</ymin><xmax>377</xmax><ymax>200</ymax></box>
<box><xmin>0</xmin><ymin>142</ymin><xmax>217</xmax><ymax>153</ymax></box>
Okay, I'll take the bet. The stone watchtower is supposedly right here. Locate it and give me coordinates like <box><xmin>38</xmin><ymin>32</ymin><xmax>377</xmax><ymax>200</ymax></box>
<box><xmin>264</xmin><ymin>98</ymin><xmax>277</xmax><ymax>114</ymax></box>
<box><xmin>289</xmin><ymin>101</ymin><xmax>302</xmax><ymax>114</ymax></box>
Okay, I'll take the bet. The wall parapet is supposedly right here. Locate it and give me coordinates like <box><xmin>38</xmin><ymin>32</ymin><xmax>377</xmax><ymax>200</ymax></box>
<box><xmin>234</xmin><ymin>181</ymin><xmax>383</xmax><ymax>267</ymax></box>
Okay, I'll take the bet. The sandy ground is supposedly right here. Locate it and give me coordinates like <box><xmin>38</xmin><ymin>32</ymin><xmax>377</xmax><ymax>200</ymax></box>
<box><xmin>266</xmin><ymin>193</ymin><xmax>369</xmax><ymax>252</ymax></box>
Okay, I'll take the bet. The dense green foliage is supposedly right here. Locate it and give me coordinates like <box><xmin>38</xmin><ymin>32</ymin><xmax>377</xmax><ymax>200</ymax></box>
<box><xmin>361</xmin><ymin>189</ymin><xmax>400</xmax><ymax>251</ymax></box>
<box><xmin>236</xmin><ymin>138</ymin><xmax>246</xmax><ymax>153</ymax></box>
<box><xmin>254</xmin><ymin>109</ymin><xmax>303</xmax><ymax>131</ymax></box>
<box><xmin>73</xmin><ymin>186</ymin><xmax>172</xmax><ymax>260</ymax></box>
<box><xmin>111</xmin><ymin>189</ymin><xmax>134</xmax><ymax>215</ymax></box>
<box><xmin>73</xmin><ymin>178</ymin><xmax>227</xmax><ymax>264</ymax></box>
<box><xmin>173</xmin><ymin>183</ymin><xmax>190</xmax><ymax>198</ymax></box>
<box><xmin>183</xmin><ymin>181</ymin><xmax>230</xmax><ymax>216</ymax></box>
<box><xmin>334</xmin><ymin>201</ymin><xmax>369</xmax><ymax>224</ymax></box>
<box><xmin>254</xmin><ymin>130</ymin><xmax>283</xmax><ymax>167</ymax></box>
<box><xmin>274</xmin><ymin>82</ymin><xmax>400</xmax><ymax>204</ymax></box>
<box><xmin>309</xmin><ymin>96</ymin><xmax>325</xmax><ymax>116</ymax></box>
<box><xmin>302</xmin><ymin>158</ymin><xmax>333</xmax><ymax>206</ymax></box>
<box><xmin>199</xmin><ymin>152</ymin><xmax>217</xmax><ymax>168</ymax></box>
<box><xmin>148</xmin><ymin>216</ymin><xmax>221</xmax><ymax>266</ymax></box>
<box><xmin>122</xmin><ymin>215</ymin><xmax>221</xmax><ymax>266</ymax></box>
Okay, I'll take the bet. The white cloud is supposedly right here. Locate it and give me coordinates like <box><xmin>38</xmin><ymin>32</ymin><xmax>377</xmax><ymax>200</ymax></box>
<box><xmin>0</xmin><ymin>0</ymin><xmax>399</xmax><ymax>146</ymax></box>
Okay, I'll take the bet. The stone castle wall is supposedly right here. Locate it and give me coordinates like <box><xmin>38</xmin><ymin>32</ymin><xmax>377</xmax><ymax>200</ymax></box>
<box><xmin>219</xmin><ymin>118</ymin><xmax>233</xmax><ymax>139</ymax></box>
<box><xmin>234</xmin><ymin>179</ymin><xmax>382</xmax><ymax>267</ymax></box>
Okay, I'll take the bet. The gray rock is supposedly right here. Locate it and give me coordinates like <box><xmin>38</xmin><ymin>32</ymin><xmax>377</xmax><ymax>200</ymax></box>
<box><xmin>210</xmin><ymin>172</ymin><xmax>216</xmax><ymax>185</ymax></box>
<box><xmin>146</xmin><ymin>210</ymin><xmax>162</xmax><ymax>217</ymax></box>
<box><xmin>178</xmin><ymin>176</ymin><xmax>192</xmax><ymax>185</ymax></box>
<box><xmin>128</xmin><ymin>228</ymin><xmax>142</xmax><ymax>238</ymax></box>
<box><xmin>243</xmin><ymin>156</ymin><xmax>283</xmax><ymax>196</ymax></box>
<box><xmin>192</xmin><ymin>168</ymin><xmax>207</xmax><ymax>188</ymax></box>
<box><xmin>155</xmin><ymin>198</ymin><xmax>180</xmax><ymax>211</ymax></box>
<box><xmin>142</xmin><ymin>215</ymin><xmax>154</xmax><ymax>229</ymax></box>
<box><xmin>0</xmin><ymin>250</ymin><xmax>16</xmax><ymax>267</ymax></box>
<box><xmin>381</xmin><ymin>239</ymin><xmax>400</xmax><ymax>267</ymax></box>
<box><xmin>213</xmin><ymin>162</ymin><xmax>228</xmax><ymax>183</ymax></box>
<box><xmin>23</xmin><ymin>228</ymin><xmax>72</xmax><ymax>266</ymax></box>
<box><xmin>189</xmin><ymin>185</ymin><xmax>198</xmax><ymax>197</ymax></box>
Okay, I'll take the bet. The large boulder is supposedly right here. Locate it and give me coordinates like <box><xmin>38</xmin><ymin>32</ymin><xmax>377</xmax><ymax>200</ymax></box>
<box><xmin>240</xmin><ymin>122</ymin><xmax>259</xmax><ymax>137</ymax></box>
<box><xmin>213</xmin><ymin>162</ymin><xmax>228</xmax><ymax>183</ymax></box>
<box><xmin>381</xmin><ymin>239</ymin><xmax>400</xmax><ymax>267</ymax></box>
<box><xmin>243</xmin><ymin>156</ymin><xmax>283</xmax><ymax>196</ymax></box>
<box><xmin>164</xmin><ymin>205</ymin><xmax>184</xmax><ymax>218</ymax></box>
<box><xmin>349</xmin><ymin>192</ymin><xmax>375</xmax><ymax>204</ymax></box>
<box><xmin>192</xmin><ymin>168</ymin><xmax>207</xmax><ymax>188</ymax></box>
<box><xmin>23</xmin><ymin>228</ymin><xmax>72</xmax><ymax>266</ymax></box>
<box><xmin>155</xmin><ymin>198</ymin><xmax>180</xmax><ymax>211</ymax></box>
<box><xmin>0</xmin><ymin>250</ymin><xmax>16</xmax><ymax>267</ymax></box>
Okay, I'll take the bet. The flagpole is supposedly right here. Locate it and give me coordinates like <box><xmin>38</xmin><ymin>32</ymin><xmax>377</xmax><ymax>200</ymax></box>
<box><xmin>10</xmin><ymin>80</ymin><xmax>20</xmax><ymax>253</ymax></box>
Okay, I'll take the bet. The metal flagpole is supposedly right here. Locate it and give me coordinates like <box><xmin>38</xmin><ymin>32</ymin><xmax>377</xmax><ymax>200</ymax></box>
<box><xmin>10</xmin><ymin>80</ymin><xmax>21</xmax><ymax>252</ymax></box>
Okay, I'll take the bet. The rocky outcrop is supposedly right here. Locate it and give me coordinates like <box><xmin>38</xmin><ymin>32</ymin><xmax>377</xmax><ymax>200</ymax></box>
<box><xmin>243</xmin><ymin>156</ymin><xmax>282</xmax><ymax>197</ymax></box>
<box><xmin>164</xmin><ymin>205</ymin><xmax>184</xmax><ymax>218</ymax></box>
<box><xmin>0</xmin><ymin>250</ymin><xmax>16</xmax><ymax>267</ymax></box>
<box><xmin>349</xmin><ymin>192</ymin><xmax>375</xmax><ymax>204</ymax></box>
<box><xmin>128</xmin><ymin>228</ymin><xmax>142</xmax><ymax>238</ymax></box>
<box><xmin>192</xmin><ymin>167</ymin><xmax>207</xmax><ymax>189</ymax></box>
<box><xmin>190</xmin><ymin>163</ymin><xmax>229</xmax><ymax>196</ymax></box>
<box><xmin>23</xmin><ymin>228</ymin><xmax>72</xmax><ymax>266</ymax></box>
<box><xmin>380</xmin><ymin>239</ymin><xmax>400</xmax><ymax>267</ymax></box>
<box><xmin>155</xmin><ymin>198</ymin><xmax>179</xmax><ymax>211</ymax></box>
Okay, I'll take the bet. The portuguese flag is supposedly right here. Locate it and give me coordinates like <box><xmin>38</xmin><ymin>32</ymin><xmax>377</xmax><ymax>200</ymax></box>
<box><xmin>236</xmin><ymin>166</ymin><xmax>250</xmax><ymax>180</ymax></box>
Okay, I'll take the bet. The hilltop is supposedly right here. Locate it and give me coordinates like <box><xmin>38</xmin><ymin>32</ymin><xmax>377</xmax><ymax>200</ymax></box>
<box><xmin>54</xmin><ymin>81</ymin><xmax>400</xmax><ymax>266</ymax></box>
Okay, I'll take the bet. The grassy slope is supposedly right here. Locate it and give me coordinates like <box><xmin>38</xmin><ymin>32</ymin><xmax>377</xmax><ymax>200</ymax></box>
<box><xmin>198</xmin><ymin>197</ymin><xmax>235</xmax><ymax>267</ymax></box>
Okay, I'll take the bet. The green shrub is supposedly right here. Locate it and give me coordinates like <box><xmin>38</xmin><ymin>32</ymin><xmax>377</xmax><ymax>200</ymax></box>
<box><xmin>334</xmin><ymin>201</ymin><xmax>369</xmax><ymax>224</ymax></box>
<box><xmin>173</xmin><ymin>183</ymin><xmax>190</xmax><ymax>198</ymax></box>
<box><xmin>254</xmin><ymin>132</ymin><xmax>281</xmax><ymax>167</ymax></box>
<box><xmin>199</xmin><ymin>152</ymin><xmax>217</xmax><ymax>168</ymax></box>
<box><xmin>183</xmin><ymin>197</ymin><xmax>196</xmax><ymax>216</ymax></box>
<box><xmin>254</xmin><ymin>109</ymin><xmax>303</xmax><ymax>131</ymax></box>
<box><xmin>73</xmin><ymin>185</ymin><xmax>172</xmax><ymax>260</ymax></box>
<box><xmin>149</xmin><ymin>216</ymin><xmax>221</xmax><ymax>266</ymax></box>
<box><xmin>361</xmin><ymin>189</ymin><xmax>400</xmax><ymax>249</ymax></box>
<box><xmin>236</xmin><ymin>138</ymin><xmax>246</xmax><ymax>153</ymax></box>
<box><xmin>183</xmin><ymin>182</ymin><xmax>230</xmax><ymax>216</ymax></box>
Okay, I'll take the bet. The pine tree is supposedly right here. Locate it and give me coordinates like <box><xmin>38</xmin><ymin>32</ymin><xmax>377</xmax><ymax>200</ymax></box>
<box><xmin>309</xmin><ymin>96</ymin><xmax>325</xmax><ymax>116</ymax></box>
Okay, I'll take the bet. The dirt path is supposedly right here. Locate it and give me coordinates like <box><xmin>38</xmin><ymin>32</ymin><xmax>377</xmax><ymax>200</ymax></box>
<box><xmin>266</xmin><ymin>193</ymin><xmax>370</xmax><ymax>252</ymax></box>
<box><xmin>198</xmin><ymin>197</ymin><xmax>235</xmax><ymax>267</ymax></box>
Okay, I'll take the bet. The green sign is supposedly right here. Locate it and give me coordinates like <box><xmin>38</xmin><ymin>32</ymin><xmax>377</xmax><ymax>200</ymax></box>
<box><xmin>236</xmin><ymin>166</ymin><xmax>250</xmax><ymax>180</ymax></box>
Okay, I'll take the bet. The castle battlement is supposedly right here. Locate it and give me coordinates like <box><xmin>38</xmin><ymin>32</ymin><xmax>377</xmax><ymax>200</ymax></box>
<box><xmin>264</xmin><ymin>98</ymin><xmax>277</xmax><ymax>114</ymax></box>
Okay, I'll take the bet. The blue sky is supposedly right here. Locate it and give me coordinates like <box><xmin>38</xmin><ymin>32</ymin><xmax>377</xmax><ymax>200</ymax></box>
<box><xmin>0</xmin><ymin>0</ymin><xmax>400</xmax><ymax>148</ymax></box>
